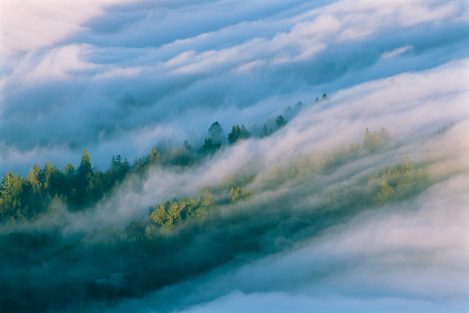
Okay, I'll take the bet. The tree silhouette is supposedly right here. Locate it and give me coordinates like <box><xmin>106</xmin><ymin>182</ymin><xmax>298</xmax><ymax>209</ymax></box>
<box><xmin>228</xmin><ymin>125</ymin><xmax>250</xmax><ymax>144</ymax></box>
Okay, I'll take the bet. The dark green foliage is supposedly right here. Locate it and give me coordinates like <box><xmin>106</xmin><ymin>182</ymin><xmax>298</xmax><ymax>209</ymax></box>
<box><xmin>0</xmin><ymin>116</ymin><xmax>289</xmax><ymax>223</ymax></box>
<box><xmin>183</xmin><ymin>140</ymin><xmax>192</xmax><ymax>151</ymax></box>
<box><xmin>200</xmin><ymin>138</ymin><xmax>221</xmax><ymax>154</ymax></box>
<box><xmin>207</xmin><ymin>121</ymin><xmax>224</xmax><ymax>145</ymax></box>
<box><xmin>228</xmin><ymin>124</ymin><xmax>250</xmax><ymax>144</ymax></box>
<box><xmin>0</xmin><ymin>150</ymin><xmax>133</xmax><ymax>221</ymax></box>
<box><xmin>262</xmin><ymin>124</ymin><xmax>271</xmax><ymax>137</ymax></box>
<box><xmin>72</xmin><ymin>150</ymin><xmax>94</xmax><ymax>208</ymax></box>
<box><xmin>276</xmin><ymin>115</ymin><xmax>286</xmax><ymax>128</ymax></box>
<box><xmin>200</xmin><ymin>122</ymin><xmax>225</xmax><ymax>154</ymax></box>
<box><xmin>134</xmin><ymin>146</ymin><xmax>160</xmax><ymax>172</ymax></box>
<box><xmin>0</xmin><ymin>129</ymin><xmax>436</xmax><ymax>313</ymax></box>
<box><xmin>109</xmin><ymin>155</ymin><xmax>131</xmax><ymax>182</ymax></box>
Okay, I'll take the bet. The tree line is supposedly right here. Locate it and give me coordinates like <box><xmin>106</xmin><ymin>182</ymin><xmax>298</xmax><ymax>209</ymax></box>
<box><xmin>0</xmin><ymin>112</ymin><xmax>290</xmax><ymax>224</ymax></box>
<box><xmin>0</xmin><ymin>96</ymin><xmax>326</xmax><ymax>224</ymax></box>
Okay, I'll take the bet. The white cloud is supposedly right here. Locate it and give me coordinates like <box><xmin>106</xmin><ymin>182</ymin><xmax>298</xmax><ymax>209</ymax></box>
<box><xmin>1</xmin><ymin>2</ymin><xmax>468</xmax><ymax>311</ymax></box>
<box><xmin>159</xmin><ymin>0</ymin><xmax>464</xmax><ymax>75</ymax></box>
<box><xmin>380</xmin><ymin>45</ymin><xmax>413</xmax><ymax>59</ymax></box>
<box><xmin>14</xmin><ymin>44</ymin><xmax>96</xmax><ymax>82</ymax></box>
<box><xmin>1</xmin><ymin>0</ymin><xmax>467</xmax><ymax>175</ymax></box>
<box><xmin>0</xmin><ymin>0</ymin><xmax>137</xmax><ymax>56</ymax></box>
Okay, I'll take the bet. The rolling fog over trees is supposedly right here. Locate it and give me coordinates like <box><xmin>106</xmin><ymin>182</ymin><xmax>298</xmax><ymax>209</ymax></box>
<box><xmin>1</xmin><ymin>1</ymin><xmax>469</xmax><ymax>313</ymax></box>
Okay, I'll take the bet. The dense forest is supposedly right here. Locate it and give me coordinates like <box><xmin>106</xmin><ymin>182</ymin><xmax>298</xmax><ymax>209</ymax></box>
<box><xmin>2</xmin><ymin>1</ymin><xmax>467</xmax><ymax>312</ymax></box>
<box><xmin>0</xmin><ymin>104</ymin><xmax>417</xmax><ymax>232</ymax></box>
<box><xmin>0</xmin><ymin>116</ymin><xmax>434</xmax><ymax>313</ymax></box>
<box><xmin>0</xmin><ymin>90</ymin><xmax>442</xmax><ymax>313</ymax></box>
<box><xmin>0</xmin><ymin>100</ymin><xmax>306</xmax><ymax>225</ymax></box>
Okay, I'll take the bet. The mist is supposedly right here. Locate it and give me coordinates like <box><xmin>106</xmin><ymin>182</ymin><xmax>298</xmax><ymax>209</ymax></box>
<box><xmin>1</xmin><ymin>0</ymin><xmax>468</xmax><ymax>174</ymax></box>
<box><xmin>0</xmin><ymin>1</ymin><xmax>468</xmax><ymax>313</ymax></box>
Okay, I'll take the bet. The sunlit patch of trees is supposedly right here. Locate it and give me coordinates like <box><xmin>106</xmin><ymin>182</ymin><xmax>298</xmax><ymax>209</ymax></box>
<box><xmin>257</xmin><ymin>128</ymin><xmax>392</xmax><ymax>189</ymax></box>
<box><xmin>321</xmin><ymin>158</ymin><xmax>429</xmax><ymax>214</ymax></box>
<box><xmin>133</xmin><ymin>158</ymin><xmax>429</xmax><ymax>239</ymax></box>
<box><xmin>229</xmin><ymin>185</ymin><xmax>251</xmax><ymax>202</ymax></box>
<box><xmin>370</xmin><ymin>158</ymin><xmax>429</xmax><ymax>203</ymax></box>
<box><xmin>125</xmin><ymin>127</ymin><xmax>430</xmax><ymax>238</ymax></box>
<box><xmin>149</xmin><ymin>191</ymin><xmax>213</xmax><ymax>232</ymax></box>
<box><xmin>120</xmin><ymin>183</ymin><xmax>252</xmax><ymax>240</ymax></box>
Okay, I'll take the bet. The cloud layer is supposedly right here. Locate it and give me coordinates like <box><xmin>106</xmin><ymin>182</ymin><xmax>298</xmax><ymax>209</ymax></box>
<box><xmin>1</xmin><ymin>0</ymin><xmax>468</xmax><ymax>175</ymax></box>
<box><xmin>81</xmin><ymin>56</ymin><xmax>467</xmax><ymax>313</ymax></box>
<box><xmin>0</xmin><ymin>1</ymin><xmax>468</xmax><ymax>313</ymax></box>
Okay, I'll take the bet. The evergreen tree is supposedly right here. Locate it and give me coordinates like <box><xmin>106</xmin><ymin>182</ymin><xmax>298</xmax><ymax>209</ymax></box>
<box><xmin>78</xmin><ymin>149</ymin><xmax>92</xmax><ymax>176</ymax></box>
<box><xmin>200</xmin><ymin>138</ymin><xmax>220</xmax><ymax>154</ymax></box>
<box><xmin>276</xmin><ymin>115</ymin><xmax>286</xmax><ymax>128</ymax></box>
<box><xmin>109</xmin><ymin>155</ymin><xmax>130</xmax><ymax>183</ymax></box>
<box><xmin>0</xmin><ymin>172</ymin><xmax>25</xmax><ymax>221</ymax></box>
<box><xmin>207</xmin><ymin>121</ymin><xmax>224</xmax><ymax>145</ymax></box>
<box><xmin>228</xmin><ymin>124</ymin><xmax>250</xmax><ymax>144</ymax></box>
<box><xmin>147</xmin><ymin>146</ymin><xmax>160</xmax><ymax>164</ymax></box>
<box><xmin>73</xmin><ymin>149</ymin><xmax>94</xmax><ymax>208</ymax></box>
<box><xmin>200</xmin><ymin>122</ymin><xmax>224</xmax><ymax>154</ymax></box>
<box><xmin>134</xmin><ymin>146</ymin><xmax>160</xmax><ymax>172</ymax></box>
<box><xmin>27</xmin><ymin>164</ymin><xmax>41</xmax><ymax>193</ymax></box>
<box><xmin>40</xmin><ymin>161</ymin><xmax>54</xmax><ymax>191</ymax></box>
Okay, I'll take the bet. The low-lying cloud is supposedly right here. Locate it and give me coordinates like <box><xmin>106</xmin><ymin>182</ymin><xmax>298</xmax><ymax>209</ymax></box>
<box><xmin>0</xmin><ymin>1</ymin><xmax>468</xmax><ymax>313</ymax></box>
<box><xmin>1</xmin><ymin>0</ymin><xmax>468</xmax><ymax>175</ymax></box>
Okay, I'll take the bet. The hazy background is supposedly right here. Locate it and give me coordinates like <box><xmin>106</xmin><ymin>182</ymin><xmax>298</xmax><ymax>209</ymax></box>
<box><xmin>1</xmin><ymin>0</ymin><xmax>468</xmax><ymax>175</ymax></box>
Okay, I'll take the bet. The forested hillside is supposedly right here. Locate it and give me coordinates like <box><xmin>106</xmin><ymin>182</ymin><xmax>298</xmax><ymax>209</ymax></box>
<box><xmin>0</xmin><ymin>121</ymin><xmax>439</xmax><ymax>312</ymax></box>
<box><xmin>0</xmin><ymin>108</ymin><xmax>297</xmax><ymax>224</ymax></box>
<box><xmin>1</xmin><ymin>1</ymin><xmax>468</xmax><ymax>313</ymax></box>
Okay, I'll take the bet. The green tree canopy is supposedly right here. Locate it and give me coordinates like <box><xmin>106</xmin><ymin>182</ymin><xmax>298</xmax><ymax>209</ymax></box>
<box><xmin>228</xmin><ymin>125</ymin><xmax>250</xmax><ymax>144</ymax></box>
<box><xmin>207</xmin><ymin>121</ymin><xmax>225</xmax><ymax>145</ymax></box>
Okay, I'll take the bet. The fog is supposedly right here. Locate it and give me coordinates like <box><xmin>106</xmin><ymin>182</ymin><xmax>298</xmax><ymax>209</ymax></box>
<box><xmin>1</xmin><ymin>0</ymin><xmax>468</xmax><ymax>174</ymax></box>
<box><xmin>0</xmin><ymin>1</ymin><xmax>468</xmax><ymax>312</ymax></box>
